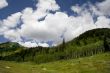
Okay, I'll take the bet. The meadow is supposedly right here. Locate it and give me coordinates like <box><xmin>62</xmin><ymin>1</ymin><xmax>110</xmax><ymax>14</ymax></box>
<box><xmin>0</xmin><ymin>52</ymin><xmax>110</xmax><ymax>73</ymax></box>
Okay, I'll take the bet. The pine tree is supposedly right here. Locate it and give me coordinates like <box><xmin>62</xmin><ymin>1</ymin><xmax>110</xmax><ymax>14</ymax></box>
<box><xmin>61</xmin><ymin>38</ymin><xmax>66</xmax><ymax>51</ymax></box>
<box><xmin>63</xmin><ymin>38</ymin><xmax>65</xmax><ymax>48</ymax></box>
<box><xmin>104</xmin><ymin>35</ymin><xmax>109</xmax><ymax>52</ymax></box>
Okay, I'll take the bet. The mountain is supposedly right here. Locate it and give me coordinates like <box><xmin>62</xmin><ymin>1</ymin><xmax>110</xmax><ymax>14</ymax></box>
<box><xmin>0</xmin><ymin>28</ymin><xmax>110</xmax><ymax>63</ymax></box>
<box><xmin>63</xmin><ymin>28</ymin><xmax>110</xmax><ymax>51</ymax></box>
<box><xmin>0</xmin><ymin>42</ymin><xmax>23</xmax><ymax>57</ymax></box>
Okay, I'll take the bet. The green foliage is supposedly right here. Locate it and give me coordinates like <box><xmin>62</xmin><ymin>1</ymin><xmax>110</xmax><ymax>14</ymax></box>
<box><xmin>0</xmin><ymin>28</ymin><xmax>110</xmax><ymax>64</ymax></box>
<box><xmin>0</xmin><ymin>42</ymin><xmax>23</xmax><ymax>57</ymax></box>
<box><xmin>0</xmin><ymin>52</ymin><xmax>110</xmax><ymax>73</ymax></box>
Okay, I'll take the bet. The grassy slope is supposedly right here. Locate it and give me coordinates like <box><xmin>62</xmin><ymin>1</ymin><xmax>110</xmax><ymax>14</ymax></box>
<box><xmin>0</xmin><ymin>52</ymin><xmax>110</xmax><ymax>73</ymax></box>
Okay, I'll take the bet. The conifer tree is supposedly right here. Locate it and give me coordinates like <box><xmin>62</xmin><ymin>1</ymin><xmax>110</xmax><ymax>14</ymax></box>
<box><xmin>104</xmin><ymin>35</ymin><xmax>110</xmax><ymax>52</ymax></box>
<box><xmin>63</xmin><ymin>38</ymin><xmax>65</xmax><ymax>49</ymax></box>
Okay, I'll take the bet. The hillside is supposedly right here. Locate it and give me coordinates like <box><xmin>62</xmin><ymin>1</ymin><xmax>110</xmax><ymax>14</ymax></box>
<box><xmin>0</xmin><ymin>42</ymin><xmax>23</xmax><ymax>57</ymax></box>
<box><xmin>0</xmin><ymin>28</ymin><xmax>110</xmax><ymax>63</ymax></box>
<box><xmin>0</xmin><ymin>52</ymin><xmax>110</xmax><ymax>73</ymax></box>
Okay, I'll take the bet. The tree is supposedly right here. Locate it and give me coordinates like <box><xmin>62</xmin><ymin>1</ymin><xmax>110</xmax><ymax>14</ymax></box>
<box><xmin>61</xmin><ymin>38</ymin><xmax>66</xmax><ymax>51</ymax></box>
<box><xmin>104</xmin><ymin>35</ymin><xmax>110</xmax><ymax>52</ymax></box>
<box><xmin>63</xmin><ymin>38</ymin><xmax>65</xmax><ymax>48</ymax></box>
<box><xmin>32</xmin><ymin>48</ymin><xmax>36</xmax><ymax>61</ymax></box>
<box><xmin>20</xmin><ymin>50</ymin><xmax>26</xmax><ymax>61</ymax></box>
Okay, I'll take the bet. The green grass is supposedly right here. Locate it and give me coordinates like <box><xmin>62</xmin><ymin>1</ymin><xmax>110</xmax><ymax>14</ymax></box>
<box><xmin>0</xmin><ymin>52</ymin><xmax>110</xmax><ymax>73</ymax></box>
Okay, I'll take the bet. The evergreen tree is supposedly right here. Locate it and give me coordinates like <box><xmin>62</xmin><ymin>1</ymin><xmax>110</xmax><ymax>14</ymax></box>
<box><xmin>104</xmin><ymin>35</ymin><xmax>110</xmax><ymax>52</ymax></box>
<box><xmin>63</xmin><ymin>38</ymin><xmax>65</xmax><ymax>49</ymax></box>
<box><xmin>61</xmin><ymin>38</ymin><xmax>66</xmax><ymax>52</ymax></box>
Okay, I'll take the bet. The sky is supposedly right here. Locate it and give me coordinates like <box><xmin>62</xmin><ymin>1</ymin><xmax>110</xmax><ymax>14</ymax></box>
<box><xmin>0</xmin><ymin>0</ymin><xmax>110</xmax><ymax>47</ymax></box>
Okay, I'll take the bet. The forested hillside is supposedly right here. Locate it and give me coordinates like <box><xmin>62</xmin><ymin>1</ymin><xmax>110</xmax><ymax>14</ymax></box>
<box><xmin>0</xmin><ymin>28</ymin><xmax>110</xmax><ymax>64</ymax></box>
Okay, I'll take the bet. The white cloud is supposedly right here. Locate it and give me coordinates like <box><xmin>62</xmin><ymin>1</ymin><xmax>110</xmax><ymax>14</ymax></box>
<box><xmin>36</xmin><ymin>0</ymin><xmax>60</xmax><ymax>11</ymax></box>
<box><xmin>38</xmin><ymin>42</ymin><xmax>49</xmax><ymax>47</ymax></box>
<box><xmin>19</xmin><ymin>41</ymin><xmax>49</xmax><ymax>47</ymax></box>
<box><xmin>71</xmin><ymin>5</ymin><xmax>82</xmax><ymax>14</ymax></box>
<box><xmin>20</xmin><ymin>12</ymin><xmax>69</xmax><ymax>42</ymax></box>
<box><xmin>28</xmin><ymin>0</ymin><xmax>60</xmax><ymax>20</ymax></box>
<box><xmin>19</xmin><ymin>41</ymin><xmax>38</xmax><ymax>47</ymax></box>
<box><xmin>97</xmin><ymin>0</ymin><xmax>110</xmax><ymax>16</ymax></box>
<box><xmin>4</xmin><ymin>29</ymin><xmax>21</xmax><ymax>42</ymax></box>
<box><xmin>0</xmin><ymin>12</ymin><xmax>22</xmax><ymax>42</ymax></box>
<box><xmin>3</xmin><ymin>12</ymin><xmax>22</xmax><ymax>28</ymax></box>
<box><xmin>20</xmin><ymin>10</ymin><xmax>98</xmax><ymax>45</ymax></box>
<box><xmin>0</xmin><ymin>0</ymin><xmax>110</xmax><ymax>47</ymax></box>
<box><xmin>0</xmin><ymin>0</ymin><xmax>8</xmax><ymax>9</ymax></box>
<box><xmin>95</xmin><ymin>16</ymin><xmax>110</xmax><ymax>28</ymax></box>
<box><xmin>0</xmin><ymin>26</ymin><xmax>8</xmax><ymax>35</ymax></box>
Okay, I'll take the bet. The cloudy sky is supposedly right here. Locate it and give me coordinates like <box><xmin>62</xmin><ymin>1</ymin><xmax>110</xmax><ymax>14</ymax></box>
<box><xmin>0</xmin><ymin>0</ymin><xmax>110</xmax><ymax>47</ymax></box>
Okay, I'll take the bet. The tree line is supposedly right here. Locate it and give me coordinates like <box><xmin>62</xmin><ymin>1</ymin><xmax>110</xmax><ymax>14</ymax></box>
<box><xmin>0</xmin><ymin>28</ymin><xmax>110</xmax><ymax>64</ymax></box>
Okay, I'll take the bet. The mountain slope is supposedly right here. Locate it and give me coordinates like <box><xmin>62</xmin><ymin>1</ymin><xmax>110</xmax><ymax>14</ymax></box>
<box><xmin>0</xmin><ymin>42</ymin><xmax>23</xmax><ymax>57</ymax></box>
<box><xmin>61</xmin><ymin>28</ymin><xmax>110</xmax><ymax>52</ymax></box>
<box><xmin>64</xmin><ymin>28</ymin><xmax>110</xmax><ymax>50</ymax></box>
<box><xmin>0</xmin><ymin>28</ymin><xmax>110</xmax><ymax>63</ymax></box>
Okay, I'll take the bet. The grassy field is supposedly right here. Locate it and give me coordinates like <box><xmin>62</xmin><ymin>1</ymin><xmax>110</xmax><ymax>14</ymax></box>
<box><xmin>0</xmin><ymin>52</ymin><xmax>110</xmax><ymax>73</ymax></box>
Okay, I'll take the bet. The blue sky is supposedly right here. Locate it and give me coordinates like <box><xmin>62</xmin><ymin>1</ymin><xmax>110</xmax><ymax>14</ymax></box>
<box><xmin>0</xmin><ymin>0</ymin><xmax>103</xmax><ymax>19</ymax></box>
<box><xmin>0</xmin><ymin>0</ymin><xmax>110</xmax><ymax>47</ymax></box>
<box><xmin>0</xmin><ymin>0</ymin><xmax>36</xmax><ymax>19</ymax></box>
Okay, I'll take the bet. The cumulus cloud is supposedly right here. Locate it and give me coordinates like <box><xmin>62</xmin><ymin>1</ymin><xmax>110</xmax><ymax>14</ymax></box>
<box><xmin>28</xmin><ymin>0</ymin><xmax>60</xmax><ymax>20</ymax></box>
<box><xmin>20</xmin><ymin>12</ymin><xmax>69</xmax><ymax>41</ymax></box>
<box><xmin>19</xmin><ymin>41</ymin><xmax>49</xmax><ymax>47</ymax></box>
<box><xmin>71</xmin><ymin>5</ymin><xmax>82</xmax><ymax>14</ymax></box>
<box><xmin>0</xmin><ymin>0</ymin><xmax>110</xmax><ymax>47</ymax></box>
<box><xmin>0</xmin><ymin>0</ymin><xmax>8</xmax><ymax>9</ymax></box>
<box><xmin>36</xmin><ymin>0</ymin><xmax>60</xmax><ymax>11</ymax></box>
<box><xmin>4</xmin><ymin>29</ymin><xmax>21</xmax><ymax>42</ymax></box>
<box><xmin>19</xmin><ymin>42</ymin><xmax>38</xmax><ymax>47</ymax></box>
<box><xmin>0</xmin><ymin>12</ymin><xmax>22</xmax><ymax>42</ymax></box>
<box><xmin>97</xmin><ymin>0</ymin><xmax>110</xmax><ymax>16</ymax></box>
<box><xmin>3</xmin><ymin>12</ymin><xmax>22</xmax><ymax>28</ymax></box>
<box><xmin>95</xmin><ymin>16</ymin><xmax>110</xmax><ymax>28</ymax></box>
<box><xmin>38</xmin><ymin>42</ymin><xmax>49</xmax><ymax>47</ymax></box>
